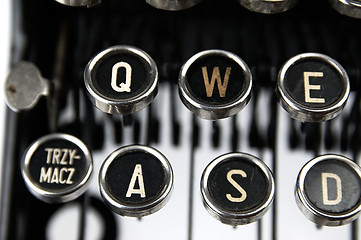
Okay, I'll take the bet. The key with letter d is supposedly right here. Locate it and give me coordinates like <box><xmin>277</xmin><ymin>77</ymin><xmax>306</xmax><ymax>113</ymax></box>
<box><xmin>295</xmin><ymin>154</ymin><xmax>361</xmax><ymax>226</ymax></box>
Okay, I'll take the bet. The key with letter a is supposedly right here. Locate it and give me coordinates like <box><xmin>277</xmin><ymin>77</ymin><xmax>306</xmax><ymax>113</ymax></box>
<box><xmin>99</xmin><ymin>145</ymin><xmax>173</xmax><ymax>217</ymax></box>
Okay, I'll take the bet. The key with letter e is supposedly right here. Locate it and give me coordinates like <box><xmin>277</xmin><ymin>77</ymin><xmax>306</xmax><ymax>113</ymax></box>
<box><xmin>277</xmin><ymin>53</ymin><xmax>350</xmax><ymax>122</ymax></box>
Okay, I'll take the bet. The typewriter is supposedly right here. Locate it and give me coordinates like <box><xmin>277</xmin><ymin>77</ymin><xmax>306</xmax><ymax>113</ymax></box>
<box><xmin>1</xmin><ymin>0</ymin><xmax>361</xmax><ymax>239</ymax></box>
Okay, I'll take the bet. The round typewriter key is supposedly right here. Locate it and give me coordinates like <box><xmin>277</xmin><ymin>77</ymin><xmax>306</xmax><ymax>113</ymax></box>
<box><xmin>99</xmin><ymin>145</ymin><xmax>173</xmax><ymax>217</ymax></box>
<box><xmin>5</xmin><ymin>62</ymin><xmax>51</xmax><ymax>112</ymax></box>
<box><xmin>295</xmin><ymin>154</ymin><xmax>361</xmax><ymax>226</ymax></box>
<box><xmin>84</xmin><ymin>45</ymin><xmax>158</xmax><ymax>115</ymax></box>
<box><xmin>238</xmin><ymin>0</ymin><xmax>299</xmax><ymax>14</ymax></box>
<box><xmin>146</xmin><ymin>0</ymin><xmax>202</xmax><ymax>10</ymax></box>
<box><xmin>329</xmin><ymin>0</ymin><xmax>361</xmax><ymax>19</ymax></box>
<box><xmin>201</xmin><ymin>152</ymin><xmax>274</xmax><ymax>226</ymax></box>
<box><xmin>21</xmin><ymin>133</ymin><xmax>93</xmax><ymax>203</ymax></box>
<box><xmin>277</xmin><ymin>53</ymin><xmax>350</xmax><ymax>122</ymax></box>
<box><xmin>178</xmin><ymin>50</ymin><xmax>252</xmax><ymax>120</ymax></box>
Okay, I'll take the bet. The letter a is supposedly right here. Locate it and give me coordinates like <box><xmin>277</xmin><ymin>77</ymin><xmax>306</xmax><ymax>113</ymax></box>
<box><xmin>226</xmin><ymin>169</ymin><xmax>247</xmax><ymax>202</ymax></box>
<box><xmin>322</xmin><ymin>172</ymin><xmax>342</xmax><ymax>205</ymax></box>
<box><xmin>202</xmin><ymin>66</ymin><xmax>231</xmax><ymax>97</ymax></box>
<box><xmin>126</xmin><ymin>164</ymin><xmax>146</xmax><ymax>198</ymax></box>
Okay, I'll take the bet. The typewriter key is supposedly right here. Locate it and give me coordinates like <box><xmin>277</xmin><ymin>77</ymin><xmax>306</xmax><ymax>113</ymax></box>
<box><xmin>84</xmin><ymin>45</ymin><xmax>158</xmax><ymax>115</ymax></box>
<box><xmin>99</xmin><ymin>145</ymin><xmax>173</xmax><ymax>217</ymax></box>
<box><xmin>53</xmin><ymin>0</ymin><xmax>101</xmax><ymax>7</ymax></box>
<box><xmin>200</xmin><ymin>152</ymin><xmax>274</xmax><ymax>226</ymax></box>
<box><xmin>21</xmin><ymin>134</ymin><xmax>93</xmax><ymax>203</ymax></box>
<box><xmin>295</xmin><ymin>154</ymin><xmax>361</xmax><ymax>226</ymax></box>
<box><xmin>5</xmin><ymin>62</ymin><xmax>51</xmax><ymax>112</ymax></box>
<box><xmin>238</xmin><ymin>0</ymin><xmax>299</xmax><ymax>14</ymax></box>
<box><xmin>146</xmin><ymin>0</ymin><xmax>202</xmax><ymax>10</ymax></box>
<box><xmin>277</xmin><ymin>53</ymin><xmax>350</xmax><ymax>122</ymax></box>
<box><xmin>329</xmin><ymin>0</ymin><xmax>361</xmax><ymax>19</ymax></box>
<box><xmin>178</xmin><ymin>50</ymin><xmax>252</xmax><ymax>120</ymax></box>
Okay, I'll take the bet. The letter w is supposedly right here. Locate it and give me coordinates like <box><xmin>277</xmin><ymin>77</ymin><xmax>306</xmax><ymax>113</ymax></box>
<box><xmin>202</xmin><ymin>66</ymin><xmax>231</xmax><ymax>97</ymax></box>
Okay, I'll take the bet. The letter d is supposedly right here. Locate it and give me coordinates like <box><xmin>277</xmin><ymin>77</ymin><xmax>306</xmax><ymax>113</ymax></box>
<box><xmin>322</xmin><ymin>172</ymin><xmax>342</xmax><ymax>205</ymax></box>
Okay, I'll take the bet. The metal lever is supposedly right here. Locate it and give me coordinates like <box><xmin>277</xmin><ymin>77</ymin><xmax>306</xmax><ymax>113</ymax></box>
<box><xmin>4</xmin><ymin>62</ymin><xmax>51</xmax><ymax>112</ymax></box>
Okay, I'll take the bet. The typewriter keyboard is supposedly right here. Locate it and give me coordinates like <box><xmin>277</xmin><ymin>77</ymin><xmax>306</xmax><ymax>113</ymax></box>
<box><xmin>1</xmin><ymin>0</ymin><xmax>361</xmax><ymax>240</ymax></box>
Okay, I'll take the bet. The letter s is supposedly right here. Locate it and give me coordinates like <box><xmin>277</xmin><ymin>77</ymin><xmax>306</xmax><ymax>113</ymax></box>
<box><xmin>226</xmin><ymin>169</ymin><xmax>247</xmax><ymax>203</ymax></box>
